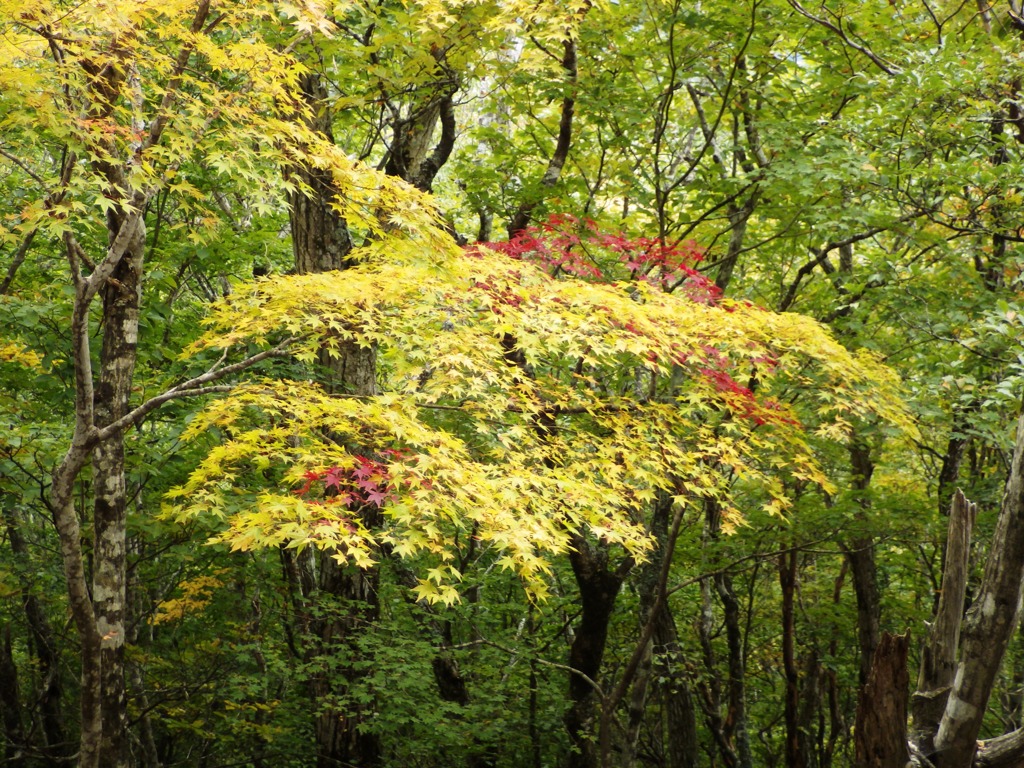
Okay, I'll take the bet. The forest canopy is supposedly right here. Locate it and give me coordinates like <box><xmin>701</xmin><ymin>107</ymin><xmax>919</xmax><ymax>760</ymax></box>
<box><xmin>2</xmin><ymin>1</ymin><xmax>1024</xmax><ymax>768</ymax></box>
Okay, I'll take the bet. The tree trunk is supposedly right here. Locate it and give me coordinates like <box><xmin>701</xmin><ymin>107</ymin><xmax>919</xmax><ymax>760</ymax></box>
<box><xmin>937</xmin><ymin>428</ymin><xmax>970</xmax><ymax>521</ymax></box>
<box><xmin>564</xmin><ymin>537</ymin><xmax>631</xmax><ymax>768</ymax></box>
<box><xmin>797</xmin><ymin>648</ymin><xmax>822</xmax><ymax>768</ymax></box>
<box><xmin>91</xmin><ymin>203</ymin><xmax>146</xmax><ymax>768</ymax></box>
<box><xmin>697</xmin><ymin>496</ymin><xmax>750</xmax><ymax>768</ymax></box>
<box><xmin>717</xmin><ymin>570</ymin><xmax>754</xmax><ymax>768</ymax></box>
<box><xmin>707</xmin><ymin>497</ymin><xmax>753</xmax><ymax>768</ymax></box>
<box><xmin>0</xmin><ymin>625</ymin><xmax>25</xmax><ymax>767</ymax></box>
<box><xmin>621</xmin><ymin>638</ymin><xmax>654</xmax><ymax>768</ymax></box>
<box><xmin>288</xmin><ymin>67</ymin><xmax>385</xmax><ymax>768</ymax></box>
<box><xmin>854</xmin><ymin>632</ymin><xmax>910</xmax><ymax>768</ymax></box>
<box><xmin>780</xmin><ymin>546</ymin><xmax>805</xmax><ymax>768</ymax></box>
<box><xmin>912</xmin><ymin>489</ymin><xmax>976</xmax><ymax>759</ymax></box>
<box><xmin>313</xmin><ymin>554</ymin><xmax>382</xmax><ymax>768</ymax></box>
<box><xmin>934</xmin><ymin>414</ymin><xmax>1024</xmax><ymax>766</ymax></box>
<box><xmin>714</xmin><ymin>195</ymin><xmax>758</xmax><ymax>294</ymax></box>
<box><xmin>385</xmin><ymin>92</ymin><xmax>457</xmax><ymax>194</ymax></box>
<box><xmin>626</xmin><ymin>494</ymin><xmax>699</xmax><ymax>768</ymax></box>
<box><xmin>289</xmin><ymin>72</ymin><xmax>354</xmax><ymax>276</ymax></box>
<box><xmin>697</xmin><ymin>572</ymin><xmax>734</xmax><ymax>766</ymax></box>
<box><xmin>51</xmin><ymin>399</ymin><xmax>103</xmax><ymax>768</ymax></box>
<box><xmin>824</xmin><ymin>560</ymin><xmax>850</xmax><ymax>767</ymax></box>
<box><xmin>51</xmin><ymin>193</ymin><xmax>147</xmax><ymax>768</ymax></box>
<box><xmin>650</xmin><ymin>609</ymin><xmax>701</xmax><ymax>768</ymax></box>
<box><xmin>508</xmin><ymin>36</ymin><xmax>579</xmax><ymax>238</ymax></box>
<box><xmin>0</xmin><ymin>503</ymin><xmax>68</xmax><ymax>761</ymax></box>
<box><xmin>847</xmin><ymin>441</ymin><xmax>880</xmax><ymax>688</ymax></box>
<box><xmin>647</xmin><ymin>504</ymin><xmax>699</xmax><ymax>768</ymax></box>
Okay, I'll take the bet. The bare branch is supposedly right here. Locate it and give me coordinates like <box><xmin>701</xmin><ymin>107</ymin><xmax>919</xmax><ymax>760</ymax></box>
<box><xmin>94</xmin><ymin>336</ymin><xmax>301</xmax><ymax>442</ymax></box>
<box><xmin>0</xmin><ymin>146</ymin><xmax>46</xmax><ymax>186</ymax></box>
<box><xmin>478</xmin><ymin>638</ymin><xmax>605</xmax><ymax>699</ymax></box>
<box><xmin>787</xmin><ymin>0</ymin><xmax>900</xmax><ymax>76</ymax></box>
<box><xmin>778</xmin><ymin>212</ymin><xmax>927</xmax><ymax>312</ymax></box>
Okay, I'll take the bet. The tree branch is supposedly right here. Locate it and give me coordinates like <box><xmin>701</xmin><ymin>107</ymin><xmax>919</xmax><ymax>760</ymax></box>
<box><xmin>0</xmin><ymin>146</ymin><xmax>46</xmax><ymax>186</ymax></box>
<box><xmin>94</xmin><ymin>336</ymin><xmax>300</xmax><ymax>442</ymax></box>
<box><xmin>0</xmin><ymin>229</ymin><xmax>37</xmax><ymax>295</ymax></box>
<box><xmin>787</xmin><ymin>0</ymin><xmax>900</xmax><ymax>76</ymax></box>
<box><xmin>142</xmin><ymin>0</ymin><xmax>213</xmax><ymax>157</ymax></box>
<box><xmin>410</xmin><ymin>92</ymin><xmax>456</xmax><ymax>192</ymax></box>
<box><xmin>976</xmin><ymin>727</ymin><xmax>1024</xmax><ymax>768</ymax></box>
<box><xmin>778</xmin><ymin>214</ymin><xmax>925</xmax><ymax>312</ymax></box>
<box><xmin>508</xmin><ymin>34</ymin><xmax>580</xmax><ymax>237</ymax></box>
<box><xmin>479</xmin><ymin>638</ymin><xmax>605</xmax><ymax>699</ymax></box>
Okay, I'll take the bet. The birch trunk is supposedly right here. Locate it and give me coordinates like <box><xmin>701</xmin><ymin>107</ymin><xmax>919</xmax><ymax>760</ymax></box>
<box><xmin>90</xmin><ymin>206</ymin><xmax>145</xmax><ymax>768</ymax></box>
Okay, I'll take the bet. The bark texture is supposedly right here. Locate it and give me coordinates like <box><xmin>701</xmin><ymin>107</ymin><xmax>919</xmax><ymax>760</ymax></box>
<box><xmin>912</xmin><ymin>489</ymin><xmax>976</xmax><ymax>758</ymax></box>
<box><xmin>385</xmin><ymin>91</ymin><xmax>457</xmax><ymax>193</ymax></box>
<box><xmin>289</xmin><ymin>73</ymin><xmax>354</xmax><ymax>276</ymax></box>
<box><xmin>53</xmin><ymin>199</ymin><xmax>149</xmax><ymax>768</ymax></box>
<box><xmin>975</xmin><ymin>728</ymin><xmax>1024</xmax><ymax>768</ymax></box>
<box><xmin>855</xmin><ymin>632</ymin><xmax>910</xmax><ymax>768</ymax></box>
<box><xmin>91</xmin><ymin>201</ymin><xmax>145</xmax><ymax>768</ymax></box>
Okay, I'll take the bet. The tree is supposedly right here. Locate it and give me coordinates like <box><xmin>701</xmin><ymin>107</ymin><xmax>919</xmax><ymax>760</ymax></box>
<box><xmin>0</xmin><ymin>1</ymin><xmax>441</xmax><ymax>765</ymax></box>
<box><xmin>164</xmin><ymin>229</ymin><xmax>912</xmax><ymax>766</ymax></box>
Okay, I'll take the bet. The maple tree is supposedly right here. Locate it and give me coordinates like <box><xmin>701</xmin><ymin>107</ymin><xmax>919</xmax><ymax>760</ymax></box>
<box><xmin>148</xmin><ymin>216</ymin><xmax>909</xmax><ymax>766</ymax></box>
<box><xmin>166</xmin><ymin>235</ymin><xmax>910</xmax><ymax>590</ymax></box>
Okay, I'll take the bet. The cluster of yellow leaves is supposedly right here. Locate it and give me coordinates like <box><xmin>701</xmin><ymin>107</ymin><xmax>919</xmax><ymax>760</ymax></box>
<box><xmin>168</xmin><ymin>242</ymin><xmax>915</xmax><ymax>598</ymax></box>
<box><xmin>0</xmin><ymin>0</ymin><xmax>448</xmax><ymax>248</ymax></box>
<box><xmin>153</xmin><ymin>570</ymin><xmax>227</xmax><ymax>625</ymax></box>
<box><xmin>0</xmin><ymin>340</ymin><xmax>44</xmax><ymax>370</ymax></box>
